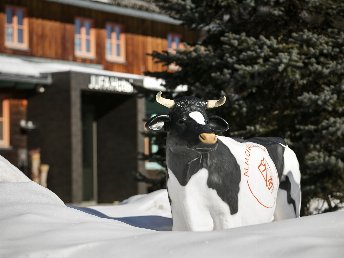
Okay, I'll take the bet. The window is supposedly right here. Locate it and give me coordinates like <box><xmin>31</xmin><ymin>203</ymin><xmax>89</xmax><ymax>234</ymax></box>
<box><xmin>167</xmin><ymin>33</ymin><xmax>181</xmax><ymax>51</ymax></box>
<box><xmin>5</xmin><ymin>6</ymin><xmax>28</xmax><ymax>49</ymax></box>
<box><xmin>105</xmin><ymin>23</ymin><xmax>125</xmax><ymax>62</ymax></box>
<box><xmin>144</xmin><ymin>135</ymin><xmax>164</xmax><ymax>170</ymax></box>
<box><xmin>74</xmin><ymin>18</ymin><xmax>95</xmax><ymax>58</ymax></box>
<box><xmin>0</xmin><ymin>100</ymin><xmax>10</xmax><ymax>147</ymax></box>
<box><xmin>167</xmin><ymin>33</ymin><xmax>182</xmax><ymax>71</ymax></box>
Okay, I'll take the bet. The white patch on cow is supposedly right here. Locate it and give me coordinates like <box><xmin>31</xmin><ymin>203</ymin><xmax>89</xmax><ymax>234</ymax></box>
<box><xmin>217</xmin><ymin>137</ymin><xmax>277</xmax><ymax>225</ymax></box>
<box><xmin>189</xmin><ymin>111</ymin><xmax>206</xmax><ymax>125</ymax></box>
<box><xmin>282</xmin><ymin>146</ymin><xmax>301</xmax><ymax>184</ymax></box>
<box><xmin>167</xmin><ymin>168</ymin><xmax>238</xmax><ymax>231</ymax></box>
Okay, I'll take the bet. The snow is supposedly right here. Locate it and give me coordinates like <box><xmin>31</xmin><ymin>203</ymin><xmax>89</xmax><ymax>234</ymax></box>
<box><xmin>0</xmin><ymin>55</ymin><xmax>144</xmax><ymax>80</ymax></box>
<box><xmin>1</xmin><ymin>154</ymin><xmax>344</xmax><ymax>258</ymax></box>
<box><xmin>309</xmin><ymin>198</ymin><xmax>344</xmax><ymax>215</ymax></box>
<box><xmin>89</xmin><ymin>189</ymin><xmax>171</xmax><ymax>218</ymax></box>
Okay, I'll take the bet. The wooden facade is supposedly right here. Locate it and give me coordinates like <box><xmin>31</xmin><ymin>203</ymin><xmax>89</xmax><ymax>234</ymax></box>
<box><xmin>0</xmin><ymin>0</ymin><xmax>197</xmax><ymax>74</ymax></box>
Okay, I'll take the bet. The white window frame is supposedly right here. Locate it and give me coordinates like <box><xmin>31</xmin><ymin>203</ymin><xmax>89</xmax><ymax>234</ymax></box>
<box><xmin>74</xmin><ymin>17</ymin><xmax>95</xmax><ymax>59</ymax></box>
<box><xmin>5</xmin><ymin>5</ymin><xmax>29</xmax><ymax>50</ymax></box>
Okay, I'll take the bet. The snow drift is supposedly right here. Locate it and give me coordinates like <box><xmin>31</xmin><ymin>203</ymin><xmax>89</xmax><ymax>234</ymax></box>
<box><xmin>0</xmin><ymin>154</ymin><xmax>343</xmax><ymax>258</ymax></box>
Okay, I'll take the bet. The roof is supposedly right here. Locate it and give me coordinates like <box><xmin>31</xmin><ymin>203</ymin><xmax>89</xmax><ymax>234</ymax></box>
<box><xmin>92</xmin><ymin>0</ymin><xmax>160</xmax><ymax>13</ymax></box>
<box><xmin>46</xmin><ymin>0</ymin><xmax>180</xmax><ymax>25</ymax></box>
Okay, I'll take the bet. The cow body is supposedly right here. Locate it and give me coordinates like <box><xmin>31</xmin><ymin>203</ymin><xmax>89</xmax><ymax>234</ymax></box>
<box><xmin>146</xmin><ymin>92</ymin><xmax>301</xmax><ymax>231</ymax></box>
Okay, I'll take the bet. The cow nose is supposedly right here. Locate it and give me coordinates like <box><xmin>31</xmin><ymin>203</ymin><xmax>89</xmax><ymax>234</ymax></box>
<box><xmin>199</xmin><ymin>133</ymin><xmax>217</xmax><ymax>144</ymax></box>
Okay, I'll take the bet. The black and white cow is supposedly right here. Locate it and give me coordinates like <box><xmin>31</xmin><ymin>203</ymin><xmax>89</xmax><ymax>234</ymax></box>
<box><xmin>146</xmin><ymin>92</ymin><xmax>301</xmax><ymax>231</ymax></box>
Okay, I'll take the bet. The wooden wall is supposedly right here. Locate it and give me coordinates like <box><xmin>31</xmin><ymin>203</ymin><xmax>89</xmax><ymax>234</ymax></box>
<box><xmin>0</xmin><ymin>0</ymin><xmax>198</xmax><ymax>75</ymax></box>
<box><xmin>0</xmin><ymin>97</ymin><xmax>28</xmax><ymax>172</ymax></box>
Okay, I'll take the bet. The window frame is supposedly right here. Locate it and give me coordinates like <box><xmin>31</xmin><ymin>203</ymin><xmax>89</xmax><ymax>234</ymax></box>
<box><xmin>0</xmin><ymin>100</ymin><xmax>10</xmax><ymax>148</ymax></box>
<box><xmin>74</xmin><ymin>17</ymin><xmax>96</xmax><ymax>59</ymax></box>
<box><xmin>105</xmin><ymin>22</ymin><xmax>126</xmax><ymax>63</ymax></box>
<box><xmin>4</xmin><ymin>5</ymin><xmax>29</xmax><ymax>50</ymax></box>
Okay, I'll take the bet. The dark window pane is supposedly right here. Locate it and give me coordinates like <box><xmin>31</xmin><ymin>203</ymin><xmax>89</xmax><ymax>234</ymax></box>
<box><xmin>17</xmin><ymin>9</ymin><xmax>23</xmax><ymax>25</ymax></box>
<box><xmin>115</xmin><ymin>26</ymin><xmax>121</xmax><ymax>41</ymax></box>
<box><xmin>175</xmin><ymin>36</ymin><xmax>180</xmax><ymax>49</ymax></box>
<box><xmin>6</xmin><ymin>8</ymin><xmax>13</xmax><ymax>24</ymax></box>
<box><xmin>75</xmin><ymin>19</ymin><xmax>81</xmax><ymax>34</ymax></box>
<box><xmin>106</xmin><ymin>25</ymin><xmax>112</xmax><ymax>39</ymax></box>
<box><xmin>86</xmin><ymin>38</ymin><xmax>91</xmax><ymax>52</ymax></box>
<box><xmin>85</xmin><ymin>21</ymin><xmax>91</xmax><ymax>36</ymax></box>
<box><xmin>116</xmin><ymin>43</ymin><xmax>121</xmax><ymax>57</ymax></box>
<box><xmin>0</xmin><ymin>122</ymin><xmax>3</xmax><ymax>140</ymax></box>
<box><xmin>167</xmin><ymin>34</ymin><xmax>172</xmax><ymax>49</ymax></box>
<box><xmin>18</xmin><ymin>28</ymin><xmax>23</xmax><ymax>43</ymax></box>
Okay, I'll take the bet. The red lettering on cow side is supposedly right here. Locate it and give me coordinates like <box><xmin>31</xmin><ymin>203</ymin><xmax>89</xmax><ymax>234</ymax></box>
<box><xmin>267</xmin><ymin>177</ymin><xmax>273</xmax><ymax>191</ymax></box>
<box><xmin>243</xmin><ymin>145</ymin><xmax>251</xmax><ymax>177</ymax></box>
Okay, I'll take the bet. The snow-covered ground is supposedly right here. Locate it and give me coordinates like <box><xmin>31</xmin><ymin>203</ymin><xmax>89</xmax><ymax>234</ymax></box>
<box><xmin>1</xmin><ymin>155</ymin><xmax>344</xmax><ymax>258</ymax></box>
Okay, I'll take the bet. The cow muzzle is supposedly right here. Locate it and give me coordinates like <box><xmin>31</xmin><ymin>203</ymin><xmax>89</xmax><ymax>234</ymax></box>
<box><xmin>199</xmin><ymin>133</ymin><xmax>217</xmax><ymax>144</ymax></box>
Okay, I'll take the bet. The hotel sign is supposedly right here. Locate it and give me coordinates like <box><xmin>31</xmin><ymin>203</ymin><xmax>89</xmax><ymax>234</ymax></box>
<box><xmin>88</xmin><ymin>75</ymin><xmax>134</xmax><ymax>93</ymax></box>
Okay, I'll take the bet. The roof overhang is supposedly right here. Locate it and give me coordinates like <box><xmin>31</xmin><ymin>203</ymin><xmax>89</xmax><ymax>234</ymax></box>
<box><xmin>0</xmin><ymin>73</ymin><xmax>52</xmax><ymax>85</ymax></box>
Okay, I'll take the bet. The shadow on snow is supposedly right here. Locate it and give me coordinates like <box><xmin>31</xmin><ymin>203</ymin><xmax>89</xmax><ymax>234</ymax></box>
<box><xmin>68</xmin><ymin>205</ymin><xmax>172</xmax><ymax>231</ymax></box>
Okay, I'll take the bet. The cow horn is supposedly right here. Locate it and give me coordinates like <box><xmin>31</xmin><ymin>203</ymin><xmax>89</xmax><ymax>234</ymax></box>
<box><xmin>156</xmin><ymin>91</ymin><xmax>175</xmax><ymax>109</ymax></box>
<box><xmin>207</xmin><ymin>96</ymin><xmax>226</xmax><ymax>109</ymax></box>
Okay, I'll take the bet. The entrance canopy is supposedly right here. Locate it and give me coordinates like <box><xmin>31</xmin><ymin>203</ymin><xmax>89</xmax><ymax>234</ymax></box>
<box><xmin>0</xmin><ymin>54</ymin><xmax>172</xmax><ymax>92</ymax></box>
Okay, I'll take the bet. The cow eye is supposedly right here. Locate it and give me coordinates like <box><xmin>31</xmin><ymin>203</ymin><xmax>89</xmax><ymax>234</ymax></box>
<box><xmin>177</xmin><ymin>119</ymin><xmax>185</xmax><ymax>125</ymax></box>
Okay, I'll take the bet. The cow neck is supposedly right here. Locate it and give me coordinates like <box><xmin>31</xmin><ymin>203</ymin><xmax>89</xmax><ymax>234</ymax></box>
<box><xmin>167</xmin><ymin>140</ymin><xmax>241</xmax><ymax>215</ymax></box>
<box><xmin>166</xmin><ymin>144</ymin><xmax>218</xmax><ymax>187</ymax></box>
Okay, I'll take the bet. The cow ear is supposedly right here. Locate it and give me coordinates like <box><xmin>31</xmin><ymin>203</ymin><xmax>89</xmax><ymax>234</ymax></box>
<box><xmin>208</xmin><ymin>115</ymin><xmax>229</xmax><ymax>133</ymax></box>
<box><xmin>145</xmin><ymin>115</ymin><xmax>170</xmax><ymax>132</ymax></box>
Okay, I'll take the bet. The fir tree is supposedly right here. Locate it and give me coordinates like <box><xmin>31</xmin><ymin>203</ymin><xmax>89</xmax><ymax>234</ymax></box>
<box><xmin>147</xmin><ymin>0</ymin><xmax>344</xmax><ymax>215</ymax></box>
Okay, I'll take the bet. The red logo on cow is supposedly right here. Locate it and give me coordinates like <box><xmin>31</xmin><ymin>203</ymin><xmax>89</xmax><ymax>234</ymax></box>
<box><xmin>258</xmin><ymin>158</ymin><xmax>274</xmax><ymax>191</ymax></box>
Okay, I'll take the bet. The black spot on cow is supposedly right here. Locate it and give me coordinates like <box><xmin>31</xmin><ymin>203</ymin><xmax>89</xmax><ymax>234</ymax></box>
<box><xmin>207</xmin><ymin>141</ymin><xmax>241</xmax><ymax>215</ymax></box>
<box><xmin>279</xmin><ymin>174</ymin><xmax>297</xmax><ymax>214</ymax></box>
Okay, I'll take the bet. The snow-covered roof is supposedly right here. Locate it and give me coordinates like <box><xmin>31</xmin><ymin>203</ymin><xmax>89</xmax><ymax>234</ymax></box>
<box><xmin>46</xmin><ymin>0</ymin><xmax>180</xmax><ymax>25</ymax></box>
<box><xmin>91</xmin><ymin>0</ymin><xmax>160</xmax><ymax>14</ymax></box>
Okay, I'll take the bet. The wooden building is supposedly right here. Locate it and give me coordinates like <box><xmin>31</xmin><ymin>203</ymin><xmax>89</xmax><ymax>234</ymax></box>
<box><xmin>0</xmin><ymin>0</ymin><xmax>197</xmax><ymax>203</ymax></box>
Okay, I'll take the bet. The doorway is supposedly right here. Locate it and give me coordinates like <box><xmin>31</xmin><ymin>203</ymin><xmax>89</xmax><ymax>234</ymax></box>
<box><xmin>81</xmin><ymin>91</ymin><xmax>138</xmax><ymax>203</ymax></box>
<box><xmin>82</xmin><ymin>102</ymin><xmax>98</xmax><ymax>202</ymax></box>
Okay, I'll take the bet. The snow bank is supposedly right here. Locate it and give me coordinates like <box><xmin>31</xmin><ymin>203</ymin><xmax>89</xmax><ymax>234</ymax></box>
<box><xmin>1</xmin><ymin>155</ymin><xmax>344</xmax><ymax>258</ymax></box>
<box><xmin>90</xmin><ymin>189</ymin><xmax>171</xmax><ymax>218</ymax></box>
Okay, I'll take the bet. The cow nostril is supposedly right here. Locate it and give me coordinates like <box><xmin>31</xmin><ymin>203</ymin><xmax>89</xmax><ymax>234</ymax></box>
<box><xmin>177</xmin><ymin>119</ymin><xmax>185</xmax><ymax>125</ymax></box>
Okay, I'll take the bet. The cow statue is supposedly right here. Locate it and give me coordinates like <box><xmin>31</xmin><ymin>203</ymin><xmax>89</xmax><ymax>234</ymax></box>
<box><xmin>145</xmin><ymin>92</ymin><xmax>301</xmax><ymax>231</ymax></box>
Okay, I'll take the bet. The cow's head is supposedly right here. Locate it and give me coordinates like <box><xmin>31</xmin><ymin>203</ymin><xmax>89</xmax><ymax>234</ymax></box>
<box><xmin>146</xmin><ymin>92</ymin><xmax>229</xmax><ymax>152</ymax></box>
